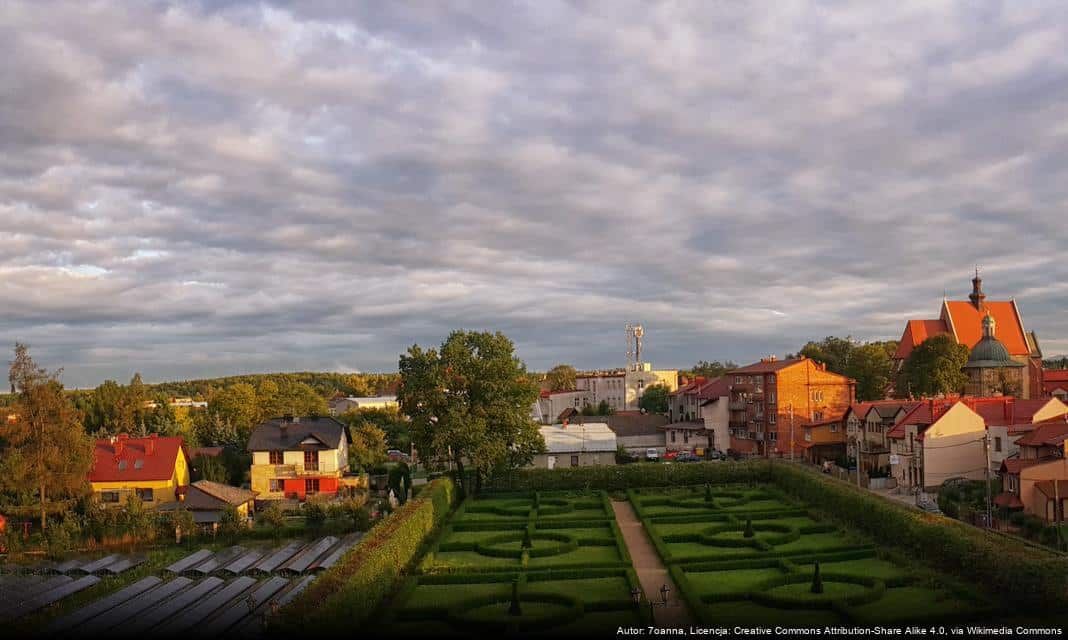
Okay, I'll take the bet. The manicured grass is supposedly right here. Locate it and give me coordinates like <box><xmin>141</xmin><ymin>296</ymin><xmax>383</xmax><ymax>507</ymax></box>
<box><xmin>423</xmin><ymin>551</ymin><xmax>520</xmax><ymax>569</ymax></box>
<box><xmin>685</xmin><ymin>568</ymin><xmax>785</xmax><ymax>597</ymax></box>
<box><xmin>767</xmin><ymin>580</ymin><xmax>869</xmax><ymax>600</ymax></box>
<box><xmin>524</xmin><ymin>545</ymin><xmax>623</xmax><ymax>567</ymax></box>
<box><xmin>402</xmin><ymin>582</ymin><xmax>510</xmax><ymax>610</ymax></box>
<box><xmin>773</xmin><ymin>532</ymin><xmax>860</xmax><ymax>554</ymax></box>
<box><xmin>795</xmin><ymin>558</ymin><xmax>908</xmax><ymax>582</ymax></box>
<box><xmin>527</xmin><ymin>576</ymin><xmax>631</xmax><ymax>604</ymax></box>
<box><xmin>848</xmin><ymin>586</ymin><xmax>983</xmax><ymax>623</ymax></box>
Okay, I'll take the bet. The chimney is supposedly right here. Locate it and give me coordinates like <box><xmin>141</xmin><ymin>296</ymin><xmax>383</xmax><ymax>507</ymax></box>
<box><xmin>146</xmin><ymin>433</ymin><xmax>157</xmax><ymax>456</ymax></box>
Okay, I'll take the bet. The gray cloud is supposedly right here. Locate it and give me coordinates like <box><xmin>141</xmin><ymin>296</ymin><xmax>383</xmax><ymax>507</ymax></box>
<box><xmin>2</xmin><ymin>1</ymin><xmax>1067</xmax><ymax>387</ymax></box>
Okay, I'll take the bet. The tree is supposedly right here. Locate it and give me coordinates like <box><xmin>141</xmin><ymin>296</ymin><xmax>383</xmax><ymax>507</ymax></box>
<box><xmin>902</xmin><ymin>334</ymin><xmax>970</xmax><ymax>398</ymax></box>
<box><xmin>192</xmin><ymin>454</ymin><xmax>229</xmax><ymax>483</ymax></box>
<box><xmin>398</xmin><ymin>330</ymin><xmax>543</xmax><ymax>495</ymax></box>
<box><xmin>544</xmin><ymin>364</ymin><xmax>577</xmax><ymax>391</ymax></box>
<box><xmin>208</xmin><ymin>382</ymin><xmax>260</xmax><ymax>441</ymax></box>
<box><xmin>797</xmin><ymin>336</ymin><xmax>898</xmax><ymax>401</ymax></box>
<box><xmin>1</xmin><ymin>344</ymin><xmax>94</xmax><ymax>529</ymax></box>
<box><xmin>688</xmin><ymin>360</ymin><xmax>738</xmax><ymax>380</ymax></box>
<box><xmin>596</xmin><ymin>399</ymin><xmax>614</xmax><ymax>416</ymax></box>
<box><xmin>638</xmin><ymin>383</ymin><xmax>670</xmax><ymax>413</ymax></box>
<box><xmin>348</xmin><ymin>421</ymin><xmax>388</xmax><ymax>472</ymax></box>
<box><xmin>337</xmin><ymin>407</ymin><xmax>409</xmax><ymax>453</ymax></box>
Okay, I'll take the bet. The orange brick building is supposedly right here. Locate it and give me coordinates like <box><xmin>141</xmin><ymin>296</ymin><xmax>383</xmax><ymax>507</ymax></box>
<box><xmin>728</xmin><ymin>356</ymin><xmax>856</xmax><ymax>457</ymax></box>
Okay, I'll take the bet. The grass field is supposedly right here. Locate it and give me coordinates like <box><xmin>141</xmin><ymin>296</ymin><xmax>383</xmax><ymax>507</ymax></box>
<box><xmin>629</xmin><ymin>484</ymin><xmax>1000</xmax><ymax>626</ymax></box>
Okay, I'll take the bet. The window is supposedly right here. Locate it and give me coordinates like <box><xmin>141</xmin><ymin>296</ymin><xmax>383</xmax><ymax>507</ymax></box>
<box><xmin>638</xmin><ymin>379</ymin><xmax>644</xmax><ymax>389</ymax></box>
<box><xmin>269</xmin><ymin>479</ymin><xmax>284</xmax><ymax>492</ymax></box>
<box><xmin>269</xmin><ymin>450</ymin><xmax>284</xmax><ymax>465</ymax></box>
<box><xmin>671</xmin><ymin>431</ymin><xmax>676</xmax><ymax>443</ymax></box>
<box><xmin>768</xmin><ymin>375</ymin><xmax>776</xmax><ymax>384</ymax></box>
<box><xmin>134</xmin><ymin>459</ymin><xmax>144</xmax><ymax>470</ymax></box>
<box><xmin>136</xmin><ymin>488</ymin><xmax>154</xmax><ymax>502</ymax></box>
<box><xmin>570</xmin><ymin>455</ymin><xmax>579</xmax><ymax>467</ymax></box>
<box><xmin>995</xmin><ymin>437</ymin><xmax>1002</xmax><ymax>452</ymax></box>
<box><xmin>769</xmin><ymin>432</ymin><xmax>778</xmax><ymax>442</ymax></box>
<box><xmin>305</xmin><ymin>478</ymin><xmax>320</xmax><ymax>495</ymax></box>
<box><xmin>304</xmin><ymin>450</ymin><xmax>319</xmax><ymax>472</ymax></box>
<box><xmin>683</xmin><ymin>431</ymin><xmax>690</xmax><ymax>444</ymax></box>
<box><xmin>735</xmin><ymin>377</ymin><xmax>742</xmax><ymax>384</ymax></box>
<box><xmin>768</xmin><ymin>414</ymin><xmax>776</xmax><ymax>425</ymax></box>
<box><xmin>812</xmin><ymin>390</ymin><xmax>824</xmax><ymax>402</ymax></box>
<box><xmin>768</xmin><ymin>392</ymin><xmax>776</xmax><ymax>404</ymax></box>
<box><xmin>813</xmin><ymin>411</ymin><xmax>823</xmax><ymax>421</ymax></box>
<box><xmin>831</xmin><ymin>422</ymin><xmax>838</xmax><ymax>433</ymax></box>
<box><xmin>100</xmin><ymin>491</ymin><xmax>120</xmax><ymax>503</ymax></box>
<box><xmin>117</xmin><ymin>460</ymin><xmax>128</xmax><ymax>471</ymax></box>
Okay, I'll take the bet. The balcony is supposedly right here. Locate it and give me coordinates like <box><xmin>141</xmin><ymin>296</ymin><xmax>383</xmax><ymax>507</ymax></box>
<box><xmin>264</xmin><ymin>464</ymin><xmax>326</xmax><ymax>478</ymax></box>
<box><xmin>729</xmin><ymin>401</ymin><xmax>747</xmax><ymax>411</ymax></box>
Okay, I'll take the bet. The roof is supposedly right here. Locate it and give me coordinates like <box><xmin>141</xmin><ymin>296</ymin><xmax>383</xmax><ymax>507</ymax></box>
<box><xmin>730</xmin><ymin>358</ymin><xmax>802</xmax><ymax>374</ymax></box>
<box><xmin>540</xmin><ymin>423</ymin><xmax>616</xmax><ymax>454</ymax></box>
<box><xmin>247</xmin><ymin>416</ymin><xmax>348</xmax><ymax>451</ymax></box>
<box><xmin>1000</xmin><ymin>457</ymin><xmax>1046</xmax><ymax>475</ymax></box>
<box><xmin>993</xmin><ymin>492</ymin><xmax>1024</xmax><ymax>509</ymax></box>
<box><xmin>847</xmin><ymin>401</ymin><xmax>920</xmax><ymax>424</ymax></box>
<box><xmin>659</xmin><ymin>421</ymin><xmax>707</xmax><ymax>431</ymax></box>
<box><xmin>696</xmin><ymin>376</ymin><xmax>731</xmax><ymax>401</ymax></box>
<box><xmin>1014</xmin><ymin>420</ymin><xmax>1068</xmax><ymax>448</ymax></box>
<box><xmin>89</xmin><ymin>435</ymin><xmax>188</xmax><ymax>483</ymax></box>
<box><xmin>670</xmin><ymin>377</ymin><xmax>708</xmax><ymax>396</ymax></box>
<box><xmin>567</xmin><ymin>413</ymin><xmax>668</xmax><ymax>438</ymax></box>
<box><xmin>1044</xmin><ymin>370</ymin><xmax>1068</xmax><ymax>394</ymax></box>
<box><xmin>894</xmin><ymin>320</ymin><xmax>949</xmax><ymax>360</ymax></box>
<box><xmin>1034</xmin><ymin>480</ymin><xmax>1068</xmax><ymax>499</ymax></box>
<box><xmin>965</xmin><ymin>335</ymin><xmax>1024</xmax><ymax>369</ymax></box>
<box><xmin>184</xmin><ymin>480</ymin><xmax>257</xmax><ymax>510</ymax></box>
<box><xmin>887</xmin><ymin>403</ymin><xmax>935</xmax><ymax>439</ymax></box>
<box><xmin>943</xmin><ymin>300</ymin><xmax>1030</xmax><ymax>357</ymax></box>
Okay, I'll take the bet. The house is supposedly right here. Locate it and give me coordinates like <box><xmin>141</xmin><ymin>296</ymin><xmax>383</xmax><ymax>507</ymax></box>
<box><xmin>158</xmin><ymin>480</ymin><xmax>257</xmax><ymax>528</ymax></box>
<box><xmin>727</xmin><ymin>356</ymin><xmax>856</xmax><ymax>457</ymax></box>
<box><xmin>566</xmin><ymin>411</ymin><xmax>667</xmax><ymax>456</ymax></box>
<box><xmin>89</xmin><ymin>434</ymin><xmax>190</xmax><ymax>508</ymax></box>
<box><xmin>575</xmin><ymin>363</ymin><xmax>678</xmax><ymax>412</ymax></box>
<box><xmin>893</xmin><ymin>272</ymin><xmax>1044</xmax><ymax>398</ymax></box>
<box><xmin>887</xmin><ymin>403</ymin><xmax>936</xmax><ymax>490</ymax></box>
<box><xmin>977</xmin><ymin>397</ymin><xmax>1068</xmax><ymax>472</ymax></box>
<box><xmin>668</xmin><ymin>376</ymin><xmax>708</xmax><ymax>423</ymax></box>
<box><xmin>996</xmin><ymin>418</ymin><xmax>1068</xmax><ymax>520</ymax></box>
<box><xmin>698</xmin><ymin>377</ymin><xmax>732</xmax><ymax>455</ymax></box>
<box><xmin>536</xmin><ymin>389</ymin><xmax>590</xmax><ymax>424</ymax></box>
<box><xmin>532</xmin><ymin>422</ymin><xmax>616</xmax><ymax>469</ymax></box>
<box><xmin>328</xmin><ymin>396</ymin><xmax>398</xmax><ymax>415</ymax></box>
<box><xmin>661</xmin><ymin>421</ymin><xmax>710</xmax><ymax>454</ymax></box>
<box><xmin>845</xmin><ymin>401</ymin><xmax>921</xmax><ymax>474</ymax></box>
<box><xmin>791</xmin><ymin>416</ymin><xmax>847</xmax><ymax>464</ymax></box>
<box><xmin>1044</xmin><ymin>370</ymin><xmax>1068</xmax><ymax>401</ymax></box>
<box><xmin>248</xmin><ymin>415</ymin><xmax>351</xmax><ymax>500</ymax></box>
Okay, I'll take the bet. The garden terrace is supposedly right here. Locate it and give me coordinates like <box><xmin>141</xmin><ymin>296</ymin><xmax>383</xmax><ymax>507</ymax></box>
<box><xmin>385</xmin><ymin>490</ymin><xmax>646</xmax><ymax>634</ymax></box>
<box><xmin>630</xmin><ymin>484</ymin><xmax>999</xmax><ymax>626</ymax></box>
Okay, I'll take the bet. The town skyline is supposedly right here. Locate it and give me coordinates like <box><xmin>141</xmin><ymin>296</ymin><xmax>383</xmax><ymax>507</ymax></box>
<box><xmin>4</xmin><ymin>2</ymin><xmax>1068</xmax><ymax>387</ymax></box>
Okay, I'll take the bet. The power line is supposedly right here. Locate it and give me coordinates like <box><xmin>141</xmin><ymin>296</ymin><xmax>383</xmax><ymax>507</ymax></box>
<box><xmin>922</xmin><ymin>437</ymin><xmax>987</xmax><ymax>450</ymax></box>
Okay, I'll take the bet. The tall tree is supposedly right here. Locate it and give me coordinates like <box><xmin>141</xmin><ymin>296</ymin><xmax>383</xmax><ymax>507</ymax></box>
<box><xmin>209</xmin><ymin>382</ymin><xmax>260</xmax><ymax>440</ymax></box>
<box><xmin>798</xmin><ymin>336</ymin><xmax>897</xmax><ymax>401</ymax></box>
<box><xmin>398</xmin><ymin>330</ymin><xmax>543</xmax><ymax>494</ymax></box>
<box><xmin>688</xmin><ymin>360</ymin><xmax>739</xmax><ymax>380</ymax></box>
<box><xmin>1</xmin><ymin>344</ymin><xmax>94</xmax><ymax>529</ymax></box>
<box><xmin>348</xmin><ymin>422</ymin><xmax>389</xmax><ymax>471</ymax></box>
<box><xmin>544</xmin><ymin>364</ymin><xmax>577</xmax><ymax>391</ymax></box>
<box><xmin>901</xmin><ymin>334</ymin><xmax>970</xmax><ymax>398</ymax></box>
<box><xmin>638</xmin><ymin>383</ymin><xmax>670</xmax><ymax>413</ymax></box>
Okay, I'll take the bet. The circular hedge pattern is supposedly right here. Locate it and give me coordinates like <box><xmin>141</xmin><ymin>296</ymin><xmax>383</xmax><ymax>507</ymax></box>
<box><xmin>449</xmin><ymin>591</ymin><xmax>583</xmax><ymax>632</ymax></box>
<box><xmin>475</xmin><ymin>531</ymin><xmax>578</xmax><ymax>558</ymax></box>
<box><xmin>750</xmin><ymin>574</ymin><xmax>885</xmax><ymax>609</ymax></box>
<box><xmin>698</xmin><ymin>522</ymin><xmax>799</xmax><ymax>548</ymax></box>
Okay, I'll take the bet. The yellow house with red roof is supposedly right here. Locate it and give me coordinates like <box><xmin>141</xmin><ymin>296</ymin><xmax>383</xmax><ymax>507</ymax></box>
<box><xmin>89</xmin><ymin>434</ymin><xmax>191</xmax><ymax>508</ymax></box>
<box><xmin>893</xmin><ymin>271</ymin><xmax>1044</xmax><ymax>398</ymax></box>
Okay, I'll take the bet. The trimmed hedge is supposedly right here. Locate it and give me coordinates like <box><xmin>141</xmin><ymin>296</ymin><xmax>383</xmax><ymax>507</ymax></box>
<box><xmin>281</xmin><ymin>477</ymin><xmax>456</xmax><ymax>629</ymax></box>
<box><xmin>769</xmin><ymin>462</ymin><xmax>1068</xmax><ymax>609</ymax></box>
<box><xmin>487</xmin><ymin>460</ymin><xmax>770</xmax><ymax>491</ymax></box>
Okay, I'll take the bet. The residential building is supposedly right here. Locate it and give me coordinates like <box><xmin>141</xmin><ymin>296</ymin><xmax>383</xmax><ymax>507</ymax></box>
<box><xmin>532</xmin><ymin>422</ymin><xmax>616</xmax><ymax>469</ymax></box>
<box><xmin>1000</xmin><ymin>420</ymin><xmax>1068</xmax><ymax>521</ymax></box>
<box><xmin>893</xmin><ymin>272</ymin><xmax>1044</xmax><ymax>398</ymax></box>
<box><xmin>698</xmin><ymin>377</ymin><xmax>732</xmax><ymax>455</ymax></box>
<box><xmin>887</xmin><ymin>403</ymin><xmax>935</xmax><ymax>491</ymax></box>
<box><xmin>791</xmin><ymin>417</ymin><xmax>847</xmax><ymax>464</ymax></box>
<box><xmin>1044</xmin><ymin>370</ymin><xmax>1068</xmax><ymax>401</ymax></box>
<box><xmin>668</xmin><ymin>376</ymin><xmax>708</xmax><ymax>423</ymax></box>
<box><xmin>978</xmin><ymin>397</ymin><xmax>1068</xmax><ymax>472</ymax></box>
<box><xmin>248</xmin><ymin>415</ymin><xmax>351</xmax><ymax>501</ymax></box>
<box><xmin>89</xmin><ymin>434</ymin><xmax>190</xmax><ymax>508</ymax></box>
<box><xmin>328</xmin><ymin>395</ymin><xmax>398</xmax><ymax>415</ymax></box>
<box><xmin>537</xmin><ymin>390</ymin><xmax>590</xmax><ymax>424</ymax></box>
<box><xmin>566</xmin><ymin>412</ymin><xmax>667</xmax><ymax>457</ymax></box>
<box><xmin>727</xmin><ymin>356</ymin><xmax>855</xmax><ymax>457</ymax></box>
<box><xmin>917</xmin><ymin>402</ymin><xmax>989</xmax><ymax>491</ymax></box>
<box><xmin>845</xmin><ymin>401</ymin><xmax>921</xmax><ymax>474</ymax></box>
<box><xmin>158</xmin><ymin>480</ymin><xmax>257</xmax><ymax>528</ymax></box>
<box><xmin>575</xmin><ymin>364</ymin><xmax>678</xmax><ymax>412</ymax></box>
<box><xmin>661</xmin><ymin>421</ymin><xmax>710</xmax><ymax>453</ymax></box>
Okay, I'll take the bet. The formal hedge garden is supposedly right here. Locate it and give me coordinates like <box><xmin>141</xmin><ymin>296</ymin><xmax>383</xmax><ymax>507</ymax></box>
<box><xmin>631</xmin><ymin>483</ymin><xmax>999</xmax><ymax>626</ymax></box>
<box><xmin>382</xmin><ymin>490</ymin><xmax>647</xmax><ymax>634</ymax></box>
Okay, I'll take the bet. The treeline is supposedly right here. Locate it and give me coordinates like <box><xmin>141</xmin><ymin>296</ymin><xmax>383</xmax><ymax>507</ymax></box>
<box><xmin>792</xmin><ymin>336</ymin><xmax>899</xmax><ymax>401</ymax></box>
<box><xmin>145</xmin><ymin>371</ymin><xmax>400</xmax><ymax>401</ymax></box>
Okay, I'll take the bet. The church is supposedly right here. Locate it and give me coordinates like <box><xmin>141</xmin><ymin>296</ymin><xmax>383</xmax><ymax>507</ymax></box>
<box><xmin>893</xmin><ymin>272</ymin><xmax>1044</xmax><ymax>398</ymax></box>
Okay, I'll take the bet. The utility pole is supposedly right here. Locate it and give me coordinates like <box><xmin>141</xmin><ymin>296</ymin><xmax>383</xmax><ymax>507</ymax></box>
<box><xmin>789</xmin><ymin>404</ymin><xmax>795</xmax><ymax>462</ymax></box>
<box><xmin>983</xmin><ymin>433</ymin><xmax>992</xmax><ymax>529</ymax></box>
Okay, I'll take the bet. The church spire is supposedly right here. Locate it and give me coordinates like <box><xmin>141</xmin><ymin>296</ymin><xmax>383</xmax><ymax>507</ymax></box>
<box><xmin>969</xmin><ymin>266</ymin><xmax>986</xmax><ymax>309</ymax></box>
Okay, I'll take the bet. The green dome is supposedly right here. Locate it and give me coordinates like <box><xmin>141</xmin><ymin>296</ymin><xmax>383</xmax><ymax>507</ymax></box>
<box><xmin>966</xmin><ymin>336</ymin><xmax>1023</xmax><ymax>369</ymax></box>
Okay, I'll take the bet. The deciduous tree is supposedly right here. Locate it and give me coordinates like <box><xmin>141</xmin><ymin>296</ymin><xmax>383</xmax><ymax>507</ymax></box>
<box><xmin>638</xmin><ymin>383</ymin><xmax>670</xmax><ymax>413</ymax></box>
<box><xmin>902</xmin><ymin>334</ymin><xmax>970</xmax><ymax>398</ymax></box>
<box><xmin>544</xmin><ymin>364</ymin><xmax>577</xmax><ymax>391</ymax></box>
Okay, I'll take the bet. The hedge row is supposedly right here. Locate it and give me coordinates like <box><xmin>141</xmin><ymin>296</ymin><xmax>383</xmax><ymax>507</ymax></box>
<box><xmin>280</xmin><ymin>477</ymin><xmax>456</xmax><ymax>630</ymax></box>
<box><xmin>768</xmin><ymin>462</ymin><xmax>1068</xmax><ymax>609</ymax></box>
<box><xmin>486</xmin><ymin>461</ymin><xmax>770</xmax><ymax>491</ymax></box>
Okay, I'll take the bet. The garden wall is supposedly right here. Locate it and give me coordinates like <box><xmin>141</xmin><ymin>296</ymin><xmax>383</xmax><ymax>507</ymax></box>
<box><xmin>768</xmin><ymin>462</ymin><xmax>1068</xmax><ymax>609</ymax></box>
<box><xmin>280</xmin><ymin>477</ymin><xmax>456</xmax><ymax>630</ymax></box>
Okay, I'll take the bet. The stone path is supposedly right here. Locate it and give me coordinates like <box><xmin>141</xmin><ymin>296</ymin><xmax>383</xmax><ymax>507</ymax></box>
<box><xmin>611</xmin><ymin>500</ymin><xmax>695</xmax><ymax>627</ymax></box>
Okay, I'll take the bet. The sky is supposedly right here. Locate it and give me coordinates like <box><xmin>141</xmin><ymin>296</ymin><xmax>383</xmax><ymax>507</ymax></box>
<box><xmin>2</xmin><ymin>1</ymin><xmax>1068</xmax><ymax>388</ymax></box>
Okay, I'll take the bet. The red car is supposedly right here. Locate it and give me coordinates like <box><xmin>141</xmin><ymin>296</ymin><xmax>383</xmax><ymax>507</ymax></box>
<box><xmin>663</xmin><ymin>451</ymin><xmax>679</xmax><ymax>461</ymax></box>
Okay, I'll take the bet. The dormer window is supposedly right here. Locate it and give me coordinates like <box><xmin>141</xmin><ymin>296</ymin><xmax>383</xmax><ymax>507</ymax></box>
<box><xmin>117</xmin><ymin>460</ymin><xmax>128</xmax><ymax>471</ymax></box>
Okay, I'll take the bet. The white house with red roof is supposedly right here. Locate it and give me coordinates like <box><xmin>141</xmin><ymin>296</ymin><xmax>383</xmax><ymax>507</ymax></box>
<box><xmin>88</xmin><ymin>434</ymin><xmax>191</xmax><ymax>508</ymax></box>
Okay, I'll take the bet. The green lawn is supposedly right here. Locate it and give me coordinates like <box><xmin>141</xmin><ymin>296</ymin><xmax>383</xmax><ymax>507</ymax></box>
<box><xmin>685</xmin><ymin>567</ymin><xmax>785</xmax><ymax>597</ymax></box>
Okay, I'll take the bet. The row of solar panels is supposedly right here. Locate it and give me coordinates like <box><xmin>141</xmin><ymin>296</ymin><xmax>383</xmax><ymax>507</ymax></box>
<box><xmin>0</xmin><ymin>574</ymin><xmax>103</xmax><ymax>622</ymax></box>
<box><xmin>163</xmin><ymin>534</ymin><xmax>361</xmax><ymax>578</ymax></box>
<box><xmin>41</xmin><ymin>573</ymin><xmax>314</xmax><ymax>638</ymax></box>
<box><xmin>0</xmin><ymin>554</ymin><xmax>148</xmax><ymax>577</ymax></box>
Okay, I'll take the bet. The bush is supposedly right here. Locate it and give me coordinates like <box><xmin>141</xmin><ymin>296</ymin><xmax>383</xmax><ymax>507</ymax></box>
<box><xmin>258</xmin><ymin>502</ymin><xmax>287</xmax><ymax>536</ymax></box>
<box><xmin>486</xmin><ymin>461</ymin><xmax>769</xmax><ymax>492</ymax></box>
<box><xmin>304</xmin><ymin>500</ymin><xmax>327</xmax><ymax>529</ymax></box>
<box><xmin>46</xmin><ymin>515</ymin><xmax>82</xmax><ymax>558</ymax></box>
<box><xmin>281</xmin><ymin>477</ymin><xmax>456</xmax><ymax>630</ymax></box>
<box><xmin>767</xmin><ymin>461</ymin><xmax>1068</xmax><ymax>609</ymax></box>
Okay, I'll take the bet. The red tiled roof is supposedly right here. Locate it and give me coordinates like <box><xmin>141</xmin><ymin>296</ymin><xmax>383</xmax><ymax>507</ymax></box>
<box><xmin>894</xmin><ymin>319</ymin><xmax>949</xmax><ymax>360</ymax></box>
<box><xmin>89</xmin><ymin>435</ymin><xmax>188</xmax><ymax>483</ymax></box>
<box><xmin>696</xmin><ymin>376</ymin><xmax>731</xmax><ymax>401</ymax></box>
<box><xmin>670</xmin><ymin>377</ymin><xmax>708</xmax><ymax>397</ymax></box>
<box><xmin>1000</xmin><ymin>457</ymin><xmax>1049</xmax><ymax>475</ymax></box>
<box><xmin>1046</xmin><ymin>370</ymin><xmax>1068</xmax><ymax>382</ymax></box>
<box><xmin>993</xmin><ymin>492</ymin><xmax>1024</xmax><ymax>509</ymax></box>
<box><xmin>1015</xmin><ymin>421</ymin><xmax>1068</xmax><ymax>448</ymax></box>
<box><xmin>944</xmin><ymin>300</ymin><xmax>1030</xmax><ymax>356</ymax></box>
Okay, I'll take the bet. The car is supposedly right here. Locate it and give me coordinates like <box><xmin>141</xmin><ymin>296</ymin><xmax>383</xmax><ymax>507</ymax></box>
<box><xmin>663</xmin><ymin>451</ymin><xmax>679</xmax><ymax>461</ymax></box>
<box><xmin>676</xmin><ymin>452</ymin><xmax>700</xmax><ymax>463</ymax></box>
<box><xmin>707</xmin><ymin>450</ymin><xmax>723</xmax><ymax>460</ymax></box>
<box><xmin>645</xmin><ymin>448</ymin><xmax>660</xmax><ymax>461</ymax></box>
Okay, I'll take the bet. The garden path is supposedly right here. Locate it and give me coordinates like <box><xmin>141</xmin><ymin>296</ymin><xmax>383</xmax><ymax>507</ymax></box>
<box><xmin>611</xmin><ymin>500</ymin><xmax>695</xmax><ymax>627</ymax></box>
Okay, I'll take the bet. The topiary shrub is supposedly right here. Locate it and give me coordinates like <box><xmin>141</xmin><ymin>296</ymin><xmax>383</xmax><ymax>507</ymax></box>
<box><xmin>743</xmin><ymin>518</ymin><xmax>754</xmax><ymax>538</ymax></box>
<box><xmin>811</xmin><ymin>561</ymin><xmax>823</xmax><ymax>594</ymax></box>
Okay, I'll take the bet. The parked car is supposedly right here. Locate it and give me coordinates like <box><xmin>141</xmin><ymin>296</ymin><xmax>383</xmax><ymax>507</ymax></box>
<box><xmin>707</xmin><ymin>450</ymin><xmax>723</xmax><ymax>460</ymax></box>
<box><xmin>645</xmin><ymin>448</ymin><xmax>659</xmax><ymax>461</ymax></box>
<box><xmin>676</xmin><ymin>452</ymin><xmax>700</xmax><ymax>463</ymax></box>
<box><xmin>663</xmin><ymin>451</ymin><xmax>679</xmax><ymax>461</ymax></box>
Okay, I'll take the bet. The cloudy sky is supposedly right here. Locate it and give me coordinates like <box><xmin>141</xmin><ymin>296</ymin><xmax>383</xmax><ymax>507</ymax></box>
<box><xmin>3</xmin><ymin>1</ymin><xmax>1068</xmax><ymax>387</ymax></box>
